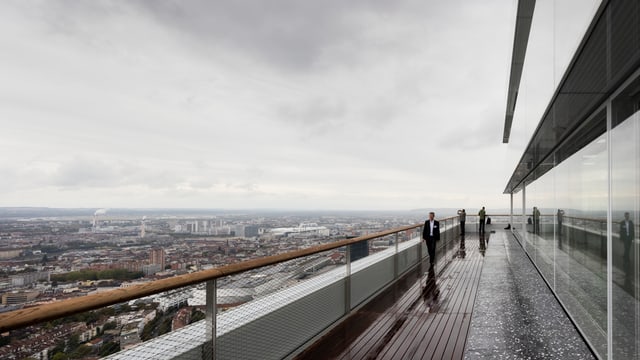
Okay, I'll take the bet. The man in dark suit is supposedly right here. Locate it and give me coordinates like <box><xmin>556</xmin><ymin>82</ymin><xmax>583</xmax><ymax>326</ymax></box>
<box><xmin>422</xmin><ymin>212</ymin><xmax>440</xmax><ymax>266</ymax></box>
<box><xmin>620</xmin><ymin>212</ymin><xmax>635</xmax><ymax>270</ymax></box>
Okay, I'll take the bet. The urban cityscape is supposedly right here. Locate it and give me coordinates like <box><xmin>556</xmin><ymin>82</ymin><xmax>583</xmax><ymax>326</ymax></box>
<box><xmin>0</xmin><ymin>208</ymin><xmax>440</xmax><ymax>359</ymax></box>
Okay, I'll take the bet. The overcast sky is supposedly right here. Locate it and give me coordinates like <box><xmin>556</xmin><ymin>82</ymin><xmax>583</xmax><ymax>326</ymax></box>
<box><xmin>0</xmin><ymin>0</ymin><xmax>543</xmax><ymax>211</ymax></box>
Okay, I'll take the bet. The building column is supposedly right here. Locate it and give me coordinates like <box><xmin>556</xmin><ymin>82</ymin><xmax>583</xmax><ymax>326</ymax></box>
<box><xmin>510</xmin><ymin>192</ymin><xmax>514</xmax><ymax>230</ymax></box>
<box><xmin>522</xmin><ymin>185</ymin><xmax>526</xmax><ymax>237</ymax></box>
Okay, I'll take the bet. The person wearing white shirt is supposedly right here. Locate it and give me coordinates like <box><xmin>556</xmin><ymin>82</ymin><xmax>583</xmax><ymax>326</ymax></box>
<box><xmin>422</xmin><ymin>212</ymin><xmax>440</xmax><ymax>267</ymax></box>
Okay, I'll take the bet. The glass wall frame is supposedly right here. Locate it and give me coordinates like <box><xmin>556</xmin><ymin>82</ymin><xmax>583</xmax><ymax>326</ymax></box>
<box><xmin>510</xmin><ymin>67</ymin><xmax>640</xmax><ymax>359</ymax></box>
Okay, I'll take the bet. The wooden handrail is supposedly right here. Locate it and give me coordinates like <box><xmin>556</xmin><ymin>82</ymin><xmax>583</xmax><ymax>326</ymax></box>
<box><xmin>0</xmin><ymin>218</ymin><xmax>457</xmax><ymax>333</ymax></box>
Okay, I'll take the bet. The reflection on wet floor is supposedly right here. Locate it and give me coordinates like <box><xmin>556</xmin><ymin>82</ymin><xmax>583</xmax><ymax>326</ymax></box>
<box><xmin>465</xmin><ymin>230</ymin><xmax>595</xmax><ymax>359</ymax></box>
<box><xmin>422</xmin><ymin>264</ymin><xmax>439</xmax><ymax>300</ymax></box>
<box><xmin>299</xmin><ymin>233</ymin><xmax>484</xmax><ymax>359</ymax></box>
<box><xmin>298</xmin><ymin>230</ymin><xmax>596</xmax><ymax>359</ymax></box>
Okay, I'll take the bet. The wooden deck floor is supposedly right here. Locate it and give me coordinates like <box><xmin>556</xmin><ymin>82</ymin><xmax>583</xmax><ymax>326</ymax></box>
<box><xmin>297</xmin><ymin>235</ymin><xmax>486</xmax><ymax>360</ymax></box>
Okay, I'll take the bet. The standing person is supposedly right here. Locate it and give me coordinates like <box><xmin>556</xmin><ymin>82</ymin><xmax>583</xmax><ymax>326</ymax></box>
<box><xmin>478</xmin><ymin>207</ymin><xmax>486</xmax><ymax>234</ymax></box>
<box><xmin>557</xmin><ymin>209</ymin><xmax>565</xmax><ymax>249</ymax></box>
<box><xmin>533</xmin><ymin>206</ymin><xmax>540</xmax><ymax>235</ymax></box>
<box><xmin>620</xmin><ymin>212</ymin><xmax>635</xmax><ymax>270</ymax></box>
<box><xmin>457</xmin><ymin>209</ymin><xmax>466</xmax><ymax>236</ymax></box>
<box><xmin>422</xmin><ymin>212</ymin><xmax>440</xmax><ymax>267</ymax></box>
<box><xmin>533</xmin><ymin>207</ymin><xmax>541</xmax><ymax>235</ymax></box>
<box><xmin>557</xmin><ymin>209</ymin><xmax>565</xmax><ymax>237</ymax></box>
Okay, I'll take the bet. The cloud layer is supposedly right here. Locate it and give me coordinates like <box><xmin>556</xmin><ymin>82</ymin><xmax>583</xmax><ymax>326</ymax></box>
<box><xmin>0</xmin><ymin>0</ymin><xmax>519</xmax><ymax>210</ymax></box>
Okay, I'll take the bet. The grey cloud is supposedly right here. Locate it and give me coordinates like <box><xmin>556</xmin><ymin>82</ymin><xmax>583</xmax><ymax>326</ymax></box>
<box><xmin>49</xmin><ymin>157</ymin><xmax>200</xmax><ymax>190</ymax></box>
<box><xmin>228</xmin><ymin>183</ymin><xmax>260</xmax><ymax>193</ymax></box>
<box><xmin>436</xmin><ymin>107</ymin><xmax>504</xmax><ymax>151</ymax></box>
<box><xmin>29</xmin><ymin>1</ymin><xmax>127</xmax><ymax>37</ymax></box>
<box><xmin>0</xmin><ymin>0</ymin><xmax>522</xmax><ymax>209</ymax></box>
<box><xmin>363</xmin><ymin>99</ymin><xmax>400</xmax><ymax>127</ymax></box>
<box><xmin>52</xmin><ymin>157</ymin><xmax>122</xmax><ymax>188</ymax></box>
<box><xmin>276</xmin><ymin>97</ymin><xmax>399</xmax><ymax>139</ymax></box>
<box><xmin>132</xmin><ymin>0</ymin><xmax>437</xmax><ymax>71</ymax></box>
<box><xmin>276</xmin><ymin>97</ymin><xmax>347</xmax><ymax>135</ymax></box>
<box><xmin>20</xmin><ymin>0</ymin><xmax>451</xmax><ymax>72</ymax></box>
<box><xmin>46</xmin><ymin>157</ymin><xmax>270</xmax><ymax>194</ymax></box>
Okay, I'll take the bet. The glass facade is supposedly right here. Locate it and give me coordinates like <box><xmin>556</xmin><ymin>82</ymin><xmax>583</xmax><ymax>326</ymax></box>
<box><xmin>611</xmin><ymin>77</ymin><xmax>640</xmax><ymax>358</ymax></box>
<box><xmin>513</xmin><ymin>76</ymin><xmax>640</xmax><ymax>359</ymax></box>
<box><xmin>506</xmin><ymin>1</ymin><xmax>640</xmax><ymax>358</ymax></box>
<box><xmin>517</xmin><ymin>120</ymin><xmax>609</xmax><ymax>355</ymax></box>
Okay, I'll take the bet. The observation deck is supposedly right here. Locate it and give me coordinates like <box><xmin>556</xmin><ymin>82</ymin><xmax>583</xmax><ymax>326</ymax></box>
<box><xmin>0</xmin><ymin>217</ymin><xmax>595</xmax><ymax>360</ymax></box>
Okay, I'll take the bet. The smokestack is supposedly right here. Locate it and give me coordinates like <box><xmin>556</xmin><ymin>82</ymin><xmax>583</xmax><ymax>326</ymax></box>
<box><xmin>140</xmin><ymin>216</ymin><xmax>146</xmax><ymax>238</ymax></box>
<box><xmin>93</xmin><ymin>209</ymin><xmax>108</xmax><ymax>232</ymax></box>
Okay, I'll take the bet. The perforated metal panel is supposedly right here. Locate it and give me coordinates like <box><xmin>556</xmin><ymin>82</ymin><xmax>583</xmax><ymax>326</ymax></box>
<box><xmin>350</xmin><ymin>249</ymin><xmax>395</xmax><ymax>307</ymax></box>
<box><xmin>216</xmin><ymin>280</ymin><xmax>346</xmax><ymax>360</ymax></box>
<box><xmin>108</xmin><ymin>225</ymin><xmax>462</xmax><ymax>360</ymax></box>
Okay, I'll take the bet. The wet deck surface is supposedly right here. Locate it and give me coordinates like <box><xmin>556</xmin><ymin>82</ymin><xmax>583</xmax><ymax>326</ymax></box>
<box><xmin>297</xmin><ymin>233</ymin><xmax>485</xmax><ymax>360</ymax></box>
<box><xmin>464</xmin><ymin>230</ymin><xmax>595</xmax><ymax>359</ymax></box>
<box><xmin>374</xmin><ymin>240</ymin><xmax>482</xmax><ymax>360</ymax></box>
<box><xmin>297</xmin><ymin>229</ymin><xmax>595</xmax><ymax>360</ymax></box>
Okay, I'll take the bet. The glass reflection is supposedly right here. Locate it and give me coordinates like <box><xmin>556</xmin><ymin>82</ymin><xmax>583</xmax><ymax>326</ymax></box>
<box><xmin>423</xmin><ymin>264</ymin><xmax>439</xmax><ymax>300</ymax></box>
<box><xmin>459</xmin><ymin>234</ymin><xmax>466</xmax><ymax>259</ymax></box>
<box><xmin>557</xmin><ymin>209</ymin><xmax>565</xmax><ymax>249</ymax></box>
<box><xmin>514</xmin><ymin>129</ymin><xmax>608</xmax><ymax>357</ymax></box>
<box><xmin>555</xmin><ymin>132</ymin><xmax>608</xmax><ymax>358</ymax></box>
<box><xmin>611</xmin><ymin>83</ymin><xmax>640</xmax><ymax>358</ymax></box>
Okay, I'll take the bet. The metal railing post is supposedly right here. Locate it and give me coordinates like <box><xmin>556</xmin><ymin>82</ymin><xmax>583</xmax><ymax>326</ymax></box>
<box><xmin>394</xmin><ymin>232</ymin><xmax>399</xmax><ymax>278</ymax></box>
<box><xmin>344</xmin><ymin>245</ymin><xmax>351</xmax><ymax>315</ymax></box>
<box><xmin>448</xmin><ymin>219</ymin><xmax>452</xmax><ymax>260</ymax></box>
<box><xmin>584</xmin><ymin>220</ymin><xmax>588</xmax><ymax>253</ymax></box>
<box><xmin>417</xmin><ymin>226</ymin><xmax>422</xmax><ymax>265</ymax></box>
<box><xmin>600</xmin><ymin>221</ymin><xmax>606</xmax><ymax>266</ymax></box>
<box><xmin>446</xmin><ymin>219</ymin><xmax>451</xmax><ymax>261</ymax></box>
<box><xmin>205</xmin><ymin>280</ymin><xmax>217</xmax><ymax>360</ymax></box>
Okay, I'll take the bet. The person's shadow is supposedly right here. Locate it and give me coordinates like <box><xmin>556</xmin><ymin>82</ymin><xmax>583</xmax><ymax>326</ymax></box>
<box><xmin>423</xmin><ymin>264</ymin><xmax>440</xmax><ymax>299</ymax></box>
<box><xmin>459</xmin><ymin>234</ymin><xmax>466</xmax><ymax>259</ymax></box>
<box><xmin>479</xmin><ymin>233</ymin><xmax>486</xmax><ymax>257</ymax></box>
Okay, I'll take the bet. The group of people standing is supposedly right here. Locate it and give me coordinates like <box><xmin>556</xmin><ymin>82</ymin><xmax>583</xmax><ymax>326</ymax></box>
<box><xmin>421</xmin><ymin>207</ymin><xmax>488</xmax><ymax>267</ymax></box>
<box><xmin>455</xmin><ymin>207</ymin><xmax>487</xmax><ymax>236</ymax></box>
<box><xmin>530</xmin><ymin>207</ymin><xmax>636</xmax><ymax>275</ymax></box>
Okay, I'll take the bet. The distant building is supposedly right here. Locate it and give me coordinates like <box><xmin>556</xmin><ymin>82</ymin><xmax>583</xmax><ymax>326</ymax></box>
<box><xmin>142</xmin><ymin>264</ymin><xmax>162</xmax><ymax>276</ymax></box>
<box><xmin>78</xmin><ymin>325</ymin><xmax>101</xmax><ymax>342</ymax></box>
<box><xmin>119</xmin><ymin>260</ymin><xmax>142</xmax><ymax>272</ymax></box>
<box><xmin>185</xmin><ymin>221</ymin><xmax>199</xmax><ymax>233</ymax></box>
<box><xmin>235</xmin><ymin>225</ymin><xmax>260</xmax><ymax>238</ymax></box>
<box><xmin>270</xmin><ymin>223</ymin><xmax>330</xmax><ymax>237</ymax></box>
<box><xmin>120</xmin><ymin>323</ymin><xmax>142</xmax><ymax>350</ymax></box>
<box><xmin>155</xmin><ymin>289</ymin><xmax>191</xmax><ymax>312</ymax></box>
<box><xmin>28</xmin><ymin>348</ymin><xmax>49</xmax><ymax>360</ymax></box>
<box><xmin>149</xmin><ymin>248</ymin><xmax>166</xmax><ymax>269</ymax></box>
<box><xmin>10</xmin><ymin>271</ymin><xmax>50</xmax><ymax>287</ymax></box>
<box><xmin>2</xmin><ymin>290</ymin><xmax>40</xmax><ymax>305</ymax></box>
<box><xmin>0</xmin><ymin>249</ymin><xmax>22</xmax><ymax>259</ymax></box>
